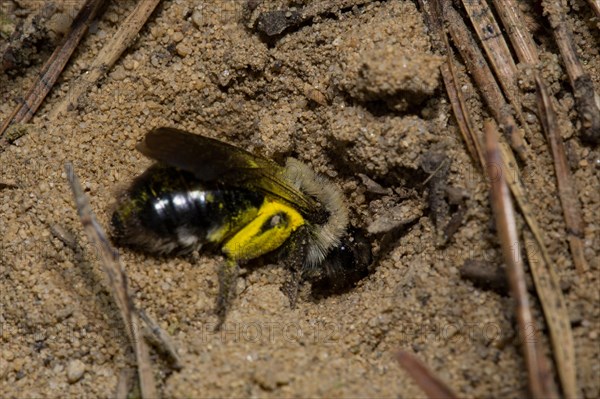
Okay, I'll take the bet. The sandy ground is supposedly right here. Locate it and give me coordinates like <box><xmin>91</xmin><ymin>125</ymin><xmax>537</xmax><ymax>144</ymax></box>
<box><xmin>0</xmin><ymin>0</ymin><xmax>598</xmax><ymax>397</ymax></box>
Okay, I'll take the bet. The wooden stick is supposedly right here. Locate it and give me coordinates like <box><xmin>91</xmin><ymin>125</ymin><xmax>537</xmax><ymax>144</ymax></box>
<box><xmin>490</xmin><ymin>0</ymin><xmax>539</xmax><ymax>65</ymax></box>
<box><xmin>138</xmin><ymin>309</ymin><xmax>183</xmax><ymax>371</ymax></box>
<box><xmin>115</xmin><ymin>368</ymin><xmax>136</xmax><ymax>399</ymax></box>
<box><xmin>484</xmin><ymin>120</ymin><xmax>558</xmax><ymax>399</ymax></box>
<box><xmin>524</xmin><ymin>229</ymin><xmax>578</xmax><ymax>399</ymax></box>
<box><xmin>460</xmin><ymin>0</ymin><xmax>530</xmax><ymax>137</ymax></box>
<box><xmin>50</xmin><ymin>0</ymin><xmax>162</xmax><ymax>119</ymax></box>
<box><xmin>461</xmin><ymin>0</ymin><xmax>518</xmax><ymax>82</ymax></box>
<box><xmin>65</xmin><ymin>163</ymin><xmax>158</xmax><ymax>399</ymax></box>
<box><xmin>541</xmin><ymin>0</ymin><xmax>600</xmax><ymax>144</ymax></box>
<box><xmin>493</xmin><ymin>136</ymin><xmax>578</xmax><ymax>399</ymax></box>
<box><xmin>419</xmin><ymin>0</ymin><xmax>486</xmax><ymax>168</ymax></box>
<box><xmin>441</xmin><ymin>61</ymin><xmax>485</xmax><ymax>167</ymax></box>
<box><xmin>444</xmin><ymin>4</ymin><xmax>530</xmax><ymax>162</ymax></box>
<box><xmin>0</xmin><ymin>0</ymin><xmax>106</xmax><ymax>146</ymax></box>
<box><xmin>586</xmin><ymin>0</ymin><xmax>600</xmax><ymax>19</ymax></box>
<box><xmin>395</xmin><ymin>351</ymin><xmax>458</xmax><ymax>399</ymax></box>
<box><xmin>484</xmin><ymin>7</ymin><xmax>580</xmax><ymax>395</ymax></box>
<box><xmin>422</xmin><ymin>3</ymin><xmax>578</xmax><ymax>396</ymax></box>
<box><xmin>535</xmin><ymin>74</ymin><xmax>589</xmax><ymax>275</ymax></box>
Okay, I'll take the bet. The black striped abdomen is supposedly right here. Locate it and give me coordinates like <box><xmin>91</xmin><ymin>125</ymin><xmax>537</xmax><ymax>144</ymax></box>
<box><xmin>111</xmin><ymin>165</ymin><xmax>264</xmax><ymax>254</ymax></box>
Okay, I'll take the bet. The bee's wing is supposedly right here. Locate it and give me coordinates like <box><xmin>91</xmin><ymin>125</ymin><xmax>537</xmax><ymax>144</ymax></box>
<box><xmin>137</xmin><ymin>127</ymin><xmax>321</xmax><ymax>217</ymax></box>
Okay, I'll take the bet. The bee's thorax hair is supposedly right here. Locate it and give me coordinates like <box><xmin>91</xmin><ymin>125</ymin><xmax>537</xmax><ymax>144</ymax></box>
<box><xmin>284</xmin><ymin>158</ymin><xmax>349</xmax><ymax>269</ymax></box>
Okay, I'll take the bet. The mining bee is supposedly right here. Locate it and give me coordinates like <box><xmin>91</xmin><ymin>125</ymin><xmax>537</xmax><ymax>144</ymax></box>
<box><xmin>111</xmin><ymin>127</ymin><xmax>372</xmax><ymax>326</ymax></box>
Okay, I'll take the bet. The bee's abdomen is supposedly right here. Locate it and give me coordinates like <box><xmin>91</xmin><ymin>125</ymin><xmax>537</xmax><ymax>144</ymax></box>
<box><xmin>141</xmin><ymin>189</ymin><xmax>214</xmax><ymax>238</ymax></box>
<box><xmin>111</xmin><ymin>165</ymin><xmax>263</xmax><ymax>254</ymax></box>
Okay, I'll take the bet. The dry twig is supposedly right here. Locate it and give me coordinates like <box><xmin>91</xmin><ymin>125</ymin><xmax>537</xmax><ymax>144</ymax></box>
<box><xmin>65</xmin><ymin>162</ymin><xmax>158</xmax><ymax>398</ymax></box>
<box><xmin>484</xmin><ymin>120</ymin><xmax>558</xmax><ymax>399</ymax></box>
<box><xmin>587</xmin><ymin>0</ymin><xmax>600</xmax><ymax>19</ymax></box>
<box><xmin>395</xmin><ymin>350</ymin><xmax>458</xmax><ymax>399</ymax></box>
<box><xmin>542</xmin><ymin>0</ymin><xmax>600</xmax><ymax>144</ymax></box>
<box><xmin>523</xmin><ymin>229</ymin><xmax>578</xmax><ymax>399</ymax></box>
<box><xmin>0</xmin><ymin>0</ymin><xmax>106</xmax><ymax>148</ymax></box>
<box><xmin>494</xmin><ymin>136</ymin><xmax>578</xmax><ymax>399</ymax></box>
<box><xmin>490</xmin><ymin>0</ymin><xmax>539</xmax><ymax>65</ymax></box>
<box><xmin>441</xmin><ymin>61</ymin><xmax>485</xmax><ymax>166</ymax></box>
<box><xmin>460</xmin><ymin>0</ymin><xmax>530</xmax><ymax>136</ymax></box>
<box><xmin>139</xmin><ymin>308</ymin><xmax>183</xmax><ymax>371</ymax></box>
<box><xmin>492</xmin><ymin>0</ymin><xmax>599</xmax><ymax>145</ymax></box>
<box><xmin>421</xmin><ymin>2</ymin><xmax>579</xmax><ymax>397</ymax></box>
<box><xmin>419</xmin><ymin>0</ymin><xmax>486</xmax><ymax>168</ymax></box>
<box><xmin>535</xmin><ymin>75</ymin><xmax>589</xmax><ymax>275</ymax></box>
<box><xmin>50</xmin><ymin>0</ymin><xmax>163</xmax><ymax>118</ymax></box>
<box><xmin>115</xmin><ymin>368</ymin><xmax>136</xmax><ymax>399</ymax></box>
<box><xmin>443</xmin><ymin>4</ymin><xmax>530</xmax><ymax>162</ymax></box>
<box><xmin>461</xmin><ymin>0</ymin><xmax>517</xmax><ymax>84</ymax></box>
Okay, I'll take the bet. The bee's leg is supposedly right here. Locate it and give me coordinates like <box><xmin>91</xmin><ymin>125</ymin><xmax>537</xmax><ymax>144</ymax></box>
<box><xmin>282</xmin><ymin>270</ymin><xmax>302</xmax><ymax>309</ymax></box>
<box><xmin>215</xmin><ymin>259</ymin><xmax>239</xmax><ymax>331</ymax></box>
<box><xmin>281</xmin><ymin>226</ymin><xmax>310</xmax><ymax>308</ymax></box>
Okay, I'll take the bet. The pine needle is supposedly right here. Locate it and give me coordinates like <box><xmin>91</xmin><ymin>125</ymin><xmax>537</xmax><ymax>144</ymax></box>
<box><xmin>395</xmin><ymin>350</ymin><xmax>458</xmax><ymax>399</ymax></box>
<box><xmin>484</xmin><ymin>120</ymin><xmax>559</xmax><ymax>399</ymax></box>
<box><xmin>65</xmin><ymin>162</ymin><xmax>158</xmax><ymax>399</ymax></box>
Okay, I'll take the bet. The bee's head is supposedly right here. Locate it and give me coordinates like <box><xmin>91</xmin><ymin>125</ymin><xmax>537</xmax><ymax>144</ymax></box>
<box><xmin>313</xmin><ymin>228</ymin><xmax>373</xmax><ymax>293</ymax></box>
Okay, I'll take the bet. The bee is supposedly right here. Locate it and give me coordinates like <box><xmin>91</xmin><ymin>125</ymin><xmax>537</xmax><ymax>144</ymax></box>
<box><xmin>111</xmin><ymin>127</ymin><xmax>372</xmax><ymax>326</ymax></box>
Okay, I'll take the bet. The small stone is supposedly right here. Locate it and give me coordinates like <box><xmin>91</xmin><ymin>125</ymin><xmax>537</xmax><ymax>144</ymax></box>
<box><xmin>303</xmin><ymin>84</ymin><xmax>328</xmax><ymax>105</ymax></box>
<box><xmin>4</xmin><ymin>350</ymin><xmax>14</xmax><ymax>361</ymax></box>
<box><xmin>0</xmin><ymin>358</ymin><xmax>9</xmax><ymax>379</ymax></box>
<box><xmin>12</xmin><ymin>357</ymin><xmax>25</xmax><ymax>372</ymax></box>
<box><xmin>106</xmin><ymin>12</ymin><xmax>119</xmax><ymax>24</ymax></box>
<box><xmin>176</xmin><ymin>43</ymin><xmax>192</xmax><ymax>57</ymax></box>
<box><xmin>67</xmin><ymin>359</ymin><xmax>86</xmax><ymax>383</ymax></box>
<box><xmin>172</xmin><ymin>31</ymin><xmax>184</xmax><ymax>42</ymax></box>
<box><xmin>123</xmin><ymin>59</ymin><xmax>135</xmax><ymax>70</ymax></box>
<box><xmin>38</xmin><ymin>182</ymin><xmax>50</xmax><ymax>193</ymax></box>
<box><xmin>48</xmin><ymin>13</ymin><xmax>73</xmax><ymax>35</ymax></box>
<box><xmin>192</xmin><ymin>8</ymin><xmax>203</xmax><ymax>28</ymax></box>
<box><xmin>253</xmin><ymin>369</ymin><xmax>276</xmax><ymax>391</ymax></box>
<box><xmin>111</xmin><ymin>66</ymin><xmax>127</xmax><ymax>81</ymax></box>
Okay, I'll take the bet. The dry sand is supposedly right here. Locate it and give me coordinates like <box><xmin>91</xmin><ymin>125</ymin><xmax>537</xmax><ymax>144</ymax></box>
<box><xmin>0</xmin><ymin>0</ymin><xmax>598</xmax><ymax>397</ymax></box>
